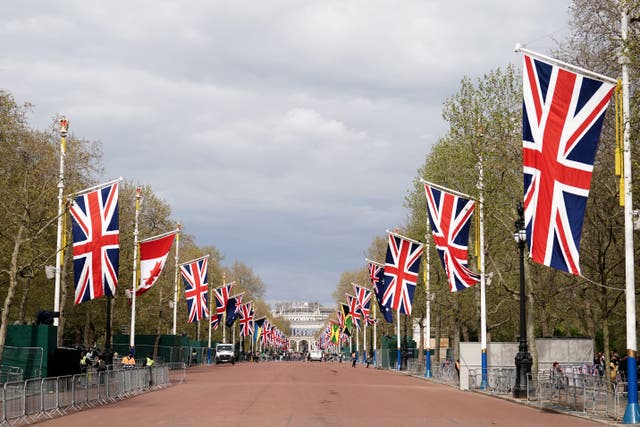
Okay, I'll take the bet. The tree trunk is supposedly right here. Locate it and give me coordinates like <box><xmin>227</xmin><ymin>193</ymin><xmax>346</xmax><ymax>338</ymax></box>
<box><xmin>0</xmin><ymin>224</ymin><xmax>25</xmax><ymax>362</ymax></box>
<box><xmin>18</xmin><ymin>277</ymin><xmax>29</xmax><ymax>324</ymax></box>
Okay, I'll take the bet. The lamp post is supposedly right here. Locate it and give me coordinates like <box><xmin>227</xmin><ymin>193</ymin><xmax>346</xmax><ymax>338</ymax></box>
<box><xmin>513</xmin><ymin>203</ymin><xmax>532</xmax><ymax>398</ymax></box>
<box><xmin>53</xmin><ymin>117</ymin><xmax>69</xmax><ymax>331</ymax></box>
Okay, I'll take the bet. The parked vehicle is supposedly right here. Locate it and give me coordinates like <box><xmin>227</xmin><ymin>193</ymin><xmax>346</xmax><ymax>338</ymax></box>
<box><xmin>215</xmin><ymin>343</ymin><xmax>235</xmax><ymax>365</ymax></box>
<box><xmin>308</xmin><ymin>349</ymin><xmax>323</xmax><ymax>362</ymax></box>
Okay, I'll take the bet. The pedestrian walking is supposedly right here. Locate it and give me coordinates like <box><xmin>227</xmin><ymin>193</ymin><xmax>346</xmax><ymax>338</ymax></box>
<box><xmin>351</xmin><ymin>351</ymin><xmax>357</xmax><ymax>368</ymax></box>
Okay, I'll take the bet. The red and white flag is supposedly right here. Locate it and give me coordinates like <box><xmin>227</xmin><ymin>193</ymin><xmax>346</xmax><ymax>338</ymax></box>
<box><xmin>137</xmin><ymin>232</ymin><xmax>176</xmax><ymax>297</ymax></box>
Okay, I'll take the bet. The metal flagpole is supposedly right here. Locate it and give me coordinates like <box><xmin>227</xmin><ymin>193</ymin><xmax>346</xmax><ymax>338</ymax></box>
<box><xmin>356</xmin><ymin>322</ymin><xmax>360</xmax><ymax>363</ymax></box>
<box><xmin>129</xmin><ymin>187</ymin><xmax>142</xmax><ymax>350</ymax></box>
<box><xmin>424</xmin><ymin>232</ymin><xmax>432</xmax><ymax>378</ymax></box>
<box><xmin>207</xmin><ymin>278</ymin><xmax>213</xmax><ymax>350</ymax></box>
<box><xmin>373</xmin><ymin>303</ymin><xmax>377</xmax><ymax>367</ymax></box>
<box><xmin>396</xmin><ymin>309</ymin><xmax>401</xmax><ymax>371</ymax></box>
<box><xmin>479</xmin><ymin>156</ymin><xmax>489</xmax><ymax>389</ymax></box>
<box><xmin>222</xmin><ymin>273</ymin><xmax>227</xmax><ymax>344</ymax></box>
<box><xmin>621</xmin><ymin>7</ymin><xmax>639</xmax><ymax>424</ymax></box>
<box><xmin>363</xmin><ymin>319</ymin><xmax>367</xmax><ymax>363</ymax></box>
<box><xmin>53</xmin><ymin>117</ymin><xmax>69</xmax><ymax>329</ymax></box>
<box><xmin>172</xmin><ymin>223</ymin><xmax>181</xmax><ymax>335</ymax></box>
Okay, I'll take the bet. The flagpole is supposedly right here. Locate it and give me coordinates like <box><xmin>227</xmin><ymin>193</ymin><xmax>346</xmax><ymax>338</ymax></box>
<box><xmin>129</xmin><ymin>187</ymin><xmax>142</xmax><ymax>350</ymax></box>
<box><xmin>514</xmin><ymin>44</ymin><xmax>617</xmax><ymax>84</ymax></box>
<box><xmin>621</xmin><ymin>7</ymin><xmax>640</xmax><ymax>424</ymax></box>
<box><xmin>363</xmin><ymin>319</ymin><xmax>367</xmax><ymax>364</ymax></box>
<box><xmin>424</xmin><ymin>232</ymin><xmax>432</xmax><ymax>378</ymax></box>
<box><xmin>420</xmin><ymin>178</ymin><xmax>473</xmax><ymax>200</ymax></box>
<box><xmin>207</xmin><ymin>280</ymin><xmax>213</xmax><ymax>352</ymax></box>
<box><xmin>53</xmin><ymin>117</ymin><xmax>68</xmax><ymax>331</ymax></box>
<box><xmin>356</xmin><ymin>322</ymin><xmax>360</xmax><ymax>363</ymax></box>
<box><xmin>172</xmin><ymin>223</ymin><xmax>181</xmax><ymax>335</ymax></box>
<box><xmin>479</xmin><ymin>155</ymin><xmax>489</xmax><ymax>389</ymax></box>
<box><xmin>396</xmin><ymin>308</ymin><xmax>401</xmax><ymax>371</ymax></box>
<box><xmin>373</xmin><ymin>303</ymin><xmax>377</xmax><ymax>367</ymax></box>
<box><xmin>222</xmin><ymin>273</ymin><xmax>227</xmax><ymax>344</ymax></box>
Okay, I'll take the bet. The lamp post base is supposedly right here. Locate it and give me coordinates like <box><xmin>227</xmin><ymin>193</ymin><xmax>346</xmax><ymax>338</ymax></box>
<box><xmin>513</xmin><ymin>350</ymin><xmax>532</xmax><ymax>398</ymax></box>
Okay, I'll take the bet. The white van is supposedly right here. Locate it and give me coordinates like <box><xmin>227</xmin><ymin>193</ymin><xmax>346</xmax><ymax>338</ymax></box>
<box><xmin>215</xmin><ymin>343</ymin><xmax>235</xmax><ymax>365</ymax></box>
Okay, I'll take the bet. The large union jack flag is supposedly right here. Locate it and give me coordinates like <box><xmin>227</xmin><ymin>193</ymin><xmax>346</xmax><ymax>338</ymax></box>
<box><xmin>180</xmin><ymin>256</ymin><xmax>209</xmax><ymax>323</ymax></box>
<box><xmin>522</xmin><ymin>54</ymin><xmax>615</xmax><ymax>275</ymax></box>
<box><xmin>424</xmin><ymin>183</ymin><xmax>480</xmax><ymax>292</ymax></box>
<box><xmin>381</xmin><ymin>232</ymin><xmax>423</xmax><ymax>315</ymax></box>
<box><xmin>367</xmin><ymin>260</ymin><xmax>392</xmax><ymax>323</ymax></box>
<box><xmin>69</xmin><ymin>181</ymin><xmax>120</xmax><ymax>304</ymax></box>
<box><xmin>238</xmin><ymin>302</ymin><xmax>254</xmax><ymax>337</ymax></box>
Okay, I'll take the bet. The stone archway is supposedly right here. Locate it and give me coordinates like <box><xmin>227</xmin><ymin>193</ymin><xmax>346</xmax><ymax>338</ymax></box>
<box><xmin>299</xmin><ymin>340</ymin><xmax>309</xmax><ymax>353</ymax></box>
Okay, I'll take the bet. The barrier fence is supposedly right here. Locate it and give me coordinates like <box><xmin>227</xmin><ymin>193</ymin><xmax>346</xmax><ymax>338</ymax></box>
<box><xmin>465</xmin><ymin>364</ymin><xmax>626</xmax><ymax>423</ymax></box>
<box><xmin>0</xmin><ymin>363</ymin><xmax>185</xmax><ymax>426</ymax></box>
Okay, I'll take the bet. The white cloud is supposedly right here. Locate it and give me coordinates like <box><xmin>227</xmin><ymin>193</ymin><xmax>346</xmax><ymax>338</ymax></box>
<box><xmin>0</xmin><ymin>0</ymin><xmax>571</xmax><ymax>304</ymax></box>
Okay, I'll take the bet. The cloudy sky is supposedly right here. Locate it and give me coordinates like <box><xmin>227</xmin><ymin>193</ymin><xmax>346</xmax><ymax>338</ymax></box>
<box><xmin>1</xmin><ymin>1</ymin><xmax>570</xmax><ymax>305</ymax></box>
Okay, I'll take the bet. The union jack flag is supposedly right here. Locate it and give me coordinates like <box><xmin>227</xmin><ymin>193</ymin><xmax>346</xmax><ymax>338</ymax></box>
<box><xmin>238</xmin><ymin>302</ymin><xmax>254</xmax><ymax>337</ymax></box>
<box><xmin>211</xmin><ymin>295</ymin><xmax>223</xmax><ymax>330</ymax></box>
<box><xmin>367</xmin><ymin>260</ymin><xmax>392</xmax><ymax>323</ymax></box>
<box><xmin>69</xmin><ymin>181</ymin><xmax>120</xmax><ymax>304</ymax></box>
<box><xmin>214</xmin><ymin>282</ymin><xmax>234</xmax><ymax>316</ymax></box>
<box><xmin>352</xmin><ymin>283</ymin><xmax>374</xmax><ymax>325</ymax></box>
<box><xmin>424</xmin><ymin>183</ymin><xmax>480</xmax><ymax>292</ymax></box>
<box><xmin>381</xmin><ymin>232</ymin><xmax>424</xmax><ymax>315</ymax></box>
<box><xmin>180</xmin><ymin>256</ymin><xmax>209</xmax><ymax>323</ymax></box>
<box><xmin>522</xmin><ymin>53</ymin><xmax>615</xmax><ymax>275</ymax></box>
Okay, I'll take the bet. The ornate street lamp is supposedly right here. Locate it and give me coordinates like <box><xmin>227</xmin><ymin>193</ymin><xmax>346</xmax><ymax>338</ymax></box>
<box><xmin>513</xmin><ymin>203</ymin><xmax>532</xmax><ymax>398</ymax></box>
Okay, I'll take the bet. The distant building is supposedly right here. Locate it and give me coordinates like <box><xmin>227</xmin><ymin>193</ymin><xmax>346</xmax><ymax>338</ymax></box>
<box><xmin>272</xmin><ymin>301</ymin><xmax>334</xmax><ymax>352</ymax></box>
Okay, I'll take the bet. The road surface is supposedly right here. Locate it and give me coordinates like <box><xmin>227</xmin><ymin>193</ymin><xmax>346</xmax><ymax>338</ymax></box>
<box><xmin>34</xmin><ymin>360</ymin><xmax>604</xmax><ymax>426</ymax></box>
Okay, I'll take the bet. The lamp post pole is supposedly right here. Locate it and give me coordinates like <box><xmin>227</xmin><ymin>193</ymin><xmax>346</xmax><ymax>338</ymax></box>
<box><xmin>513</xmin><ymin>203</ymin><xmax>532</xmax><ymax>398</ymax></box>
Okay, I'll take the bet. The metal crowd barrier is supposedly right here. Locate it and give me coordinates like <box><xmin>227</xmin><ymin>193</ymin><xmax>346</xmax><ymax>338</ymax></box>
<box><xmin>0</xmin><ymin>363</ymin><xmax>185</xmax><ymax>426</ymax></box>
<box><xmin>468</xmin><ymin>367</ymin><xmax>516</xmax><ymax>394</ymax></box>
<box><xmin>527</xmin><ymin>368</ymin><xmax>625</xmax><ymax>422</ymax></box>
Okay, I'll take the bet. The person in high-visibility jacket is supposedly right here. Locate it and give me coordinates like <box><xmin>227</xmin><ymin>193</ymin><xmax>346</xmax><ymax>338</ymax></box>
<box><xmin>122</xmin><ymin>352</ymin><xmax>136</xmax><ymax>369</ymax></box>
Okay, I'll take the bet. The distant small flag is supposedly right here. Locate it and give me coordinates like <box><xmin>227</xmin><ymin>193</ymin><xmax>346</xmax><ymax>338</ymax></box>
<box><xmin>368</xmin><ymin>260</ymin><xmax>392</xmax><ymax>323</ymax></box>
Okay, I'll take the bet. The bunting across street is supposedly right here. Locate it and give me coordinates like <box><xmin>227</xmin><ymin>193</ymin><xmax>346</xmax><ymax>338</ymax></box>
<box><xmin>69</xmin><ymin>180</ymin><xmax>121</xmax><ymax>304</ymax></box>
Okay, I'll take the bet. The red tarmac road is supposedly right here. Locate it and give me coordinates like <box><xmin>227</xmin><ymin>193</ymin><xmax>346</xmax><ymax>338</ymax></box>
<box><xmin>34</xmin><ymin>361</ymin><xmax>604</xmax><ymax>427</ymax></box>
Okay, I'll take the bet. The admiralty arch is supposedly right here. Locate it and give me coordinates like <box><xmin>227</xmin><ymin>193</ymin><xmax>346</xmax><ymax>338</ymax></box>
<box><xmin>271</xmin><ymin>302</ymin><xmax>334</xmax><ymax>352</ymax></box>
